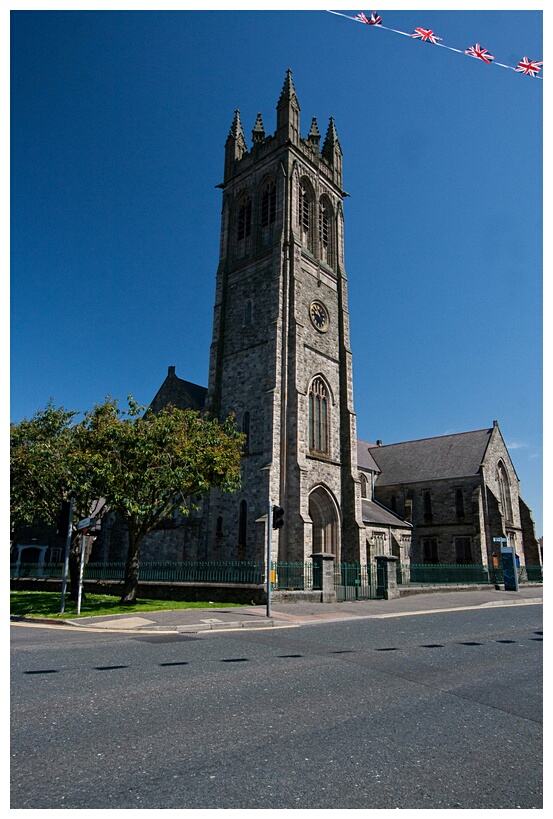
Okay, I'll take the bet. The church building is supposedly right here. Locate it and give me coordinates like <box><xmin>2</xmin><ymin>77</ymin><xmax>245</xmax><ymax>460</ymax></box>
<box><xmin>89</xmin><ymin>71</ymin><xmax>538</xmax><ymax>574</ymax></box>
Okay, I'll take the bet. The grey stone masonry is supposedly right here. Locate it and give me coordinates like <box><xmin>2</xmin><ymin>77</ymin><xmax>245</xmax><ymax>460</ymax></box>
<box><xmin>204</xmin><ymin>71</ymin><xmax>364</xmax><ymax>565</ymax></box>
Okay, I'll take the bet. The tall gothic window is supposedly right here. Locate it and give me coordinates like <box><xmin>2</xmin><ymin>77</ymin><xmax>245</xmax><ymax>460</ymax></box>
<box><xmin>237</xmin><ymin>195</ymin><xmax>252</xmax><ymax>242</ymax></box>
<box><xmin>244</xmin><ymin>299</ymin><xmax>253</xmax><ymax>325</ymax></box>
<box><xmin>261</xmin><ymin>181</ymin><xmax>276</xmax><ymax>227</ymax></box>
<box><xmin>497</xmin><ymin>461</ymin><xmax>513</xmax><ymax>522</ymax></box>
<box><xmin>298</xmin><ymin>182</ymin><xmax>313</xmax><ymax>251</ymax></box>
<box><xmin>235</xmin><ymin>193</ymin><xmax>252</xmax><ymax>259</ymax></box>
<box><xmin>309</xmin><ymin>377</ymin><xmax>329</xmax><ymax>454</ymax></box>
<box><xmin>360</xmin><ymin>474</ymin><xmax>368</xmax><ymax>499</ymax></box>
<box><xmin>319</xmin><ymin>198</ymin><xmax>332</xmax><ymax>264</ymax></box>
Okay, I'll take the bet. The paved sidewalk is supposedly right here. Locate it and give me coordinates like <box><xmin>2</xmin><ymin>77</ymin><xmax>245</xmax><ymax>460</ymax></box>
<box><xmin>35</xmin><ymin>585</ymin><xmax>543</xmax><ymax>633</ymax></box>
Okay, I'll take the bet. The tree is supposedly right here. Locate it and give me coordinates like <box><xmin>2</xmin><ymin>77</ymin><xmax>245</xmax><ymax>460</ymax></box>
<box><xmin>76</xmin><ymin>397</ymin><xmax>244</xmax><ymax>603</ymax></box>
<box><xmin>10</xmin><ymin>402</ymin><xmax>106</xmax><ymax>599</ymax></box>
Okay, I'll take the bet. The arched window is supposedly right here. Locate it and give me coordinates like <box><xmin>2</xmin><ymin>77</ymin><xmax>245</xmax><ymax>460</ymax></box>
<box><xmin>309</xmin><ymin>377</ymin><xmax>329</xmax><ymax>454</ymax></box>
<box><xmin>360</xmin><ymin>474</ymin><xmax>368</xmax><ymax>499</ymax></box>
<box><xmin>299</xmin><ymin>184</ymin><xmax>310</xmax><ymax>233</ymax></box>
<box><xmin>298</xmin><ymin>181</ymin><xmax>314</xmax><ymax>251</ymax></box>
<box><xmin>235</xmin><ymin>193</ymin><xmax>252</xmax><ymax>258</ymax></box>
<box><xmin>261</xmin><ymin>180</ymin><xmax>276</xmax><ymax>227</ymax></box>
<box><xmin>497</xmin><ymin>461</ymin><xmax>513</xmax><ymax>522</ymax></box>
<box><xmin>242</xmin><ymin>411</ymin><xmax>250</xmax><ymax>454</ymax></box>
<box><xmin>237</xmin><ymin>195</ymin><xmax>252</xmax><ymax>241</ymax></box>
<box><xmin>319</xmin><ymin>197</ymin><xmax>333</xmax><ymax>265</ymax></box>
<box><xmin>238</xmin><ymin>500</ymin><xmax>247</xmax><ymax>546</ymax></box>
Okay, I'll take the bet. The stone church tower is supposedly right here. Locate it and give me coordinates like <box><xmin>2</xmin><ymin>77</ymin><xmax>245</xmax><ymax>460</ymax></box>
<box><xmin>205</xmin><ymin>71</ymin><xmax>365</xmax><ymax>565</ymax></box>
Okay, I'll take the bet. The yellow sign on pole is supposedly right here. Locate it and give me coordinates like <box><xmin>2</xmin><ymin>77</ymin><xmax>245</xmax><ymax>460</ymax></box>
<box><xmin>270</xmin><ymin>569</ymin><xmax>276</xmax><ymax>584</ymax></box>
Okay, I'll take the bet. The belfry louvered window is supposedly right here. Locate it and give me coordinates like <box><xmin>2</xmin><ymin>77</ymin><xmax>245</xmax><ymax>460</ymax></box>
<box><xmin>319</xmin><ymin>201</ymin><xmax>330</xmax><ymax>249</ymax></box>
<box><xmin>299</xmin><ymin>185</ymin><xmax>310</xmax><ymax>233</ymax></box>
<box><xmin>309</xmin><ymin>377</ymin><xmax>329</xmax><ymax>454</ymax></box>
<box><xmin>237</xmin><ymin>197</ymin><xmax>252</xmax><ymax>241</ymax></box>
<box><xmin>261</xmin><ymin>181</ymin><xmax>276</xmax><ymax>227</ymax></box>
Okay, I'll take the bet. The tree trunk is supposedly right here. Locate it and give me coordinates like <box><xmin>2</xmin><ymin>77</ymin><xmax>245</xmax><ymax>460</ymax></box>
<box><xmin>120</xmin><ymin>533</ymin><xmax>141</xmax><ymax>604</ymax></box>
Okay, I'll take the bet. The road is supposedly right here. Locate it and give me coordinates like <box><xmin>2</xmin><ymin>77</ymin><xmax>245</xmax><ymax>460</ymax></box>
<box><xmin>11</xmin><ymin>603</ymin><xmax>542</xmax><ymax>809</ymax></box>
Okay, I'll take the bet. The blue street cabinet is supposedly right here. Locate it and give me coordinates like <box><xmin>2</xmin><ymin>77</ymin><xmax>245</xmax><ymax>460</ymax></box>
<box><xmin>501</xmin><ymin>546</ymin><xmax>519</xmax><ymax>592</ymax></box>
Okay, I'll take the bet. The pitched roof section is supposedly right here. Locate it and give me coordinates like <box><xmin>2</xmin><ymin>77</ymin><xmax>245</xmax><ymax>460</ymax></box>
<box><xmin>149</xmin><ymin>366</ymin><xmax>207</xmax><ymax>414</ymax></box>
<box><xmin>369</xmin><ymin>428</ymin><xmax>493</xmax><ymax>485</ymax></box>
<box><xmin>357</xmin><ymin>439</ymin><xmax>381</xmax><ymax>473</ymax></box>
<box><xmin>361</xmin><ymin>499</ymin><xmax>411</xmax><ymax>528</ymax></box>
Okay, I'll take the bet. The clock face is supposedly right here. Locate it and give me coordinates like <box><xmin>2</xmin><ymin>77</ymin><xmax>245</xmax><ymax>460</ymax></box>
<box><xmin>309</xmin><ymin>301</ymin><xmax>329</xmax><ymax>332</ymax></box>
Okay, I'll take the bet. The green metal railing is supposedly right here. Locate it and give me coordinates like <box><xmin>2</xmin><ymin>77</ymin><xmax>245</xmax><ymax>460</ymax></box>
<box><xmin>10</xmin><ymin>560</ymin><xmax>265</xmax><ymax>584</ymax></box>
<box><xmin>10</xmin><ymin>559</ymin><xmax>542</xmax><ymax>587</ymax></box>
<box><xmin>271</xmin><ymin>561</ymin><xmax>313</xmax><ymax>590</ymax></box>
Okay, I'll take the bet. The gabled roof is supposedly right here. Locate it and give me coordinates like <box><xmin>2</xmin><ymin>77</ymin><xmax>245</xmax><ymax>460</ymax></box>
<box><xmin>357</xmin><ymin>439</ymin><xmax>381</xmax><ymax>473</ymax></box>
<box><xmin>369</xmin><ymin>428</ymin><xmax>493</xmax><ymax>486</ymax></box>
<box><xmin>361</xmin><ymin>498</ymin><xmax>411</xmax><ymax>528</ymax></box>
<box><xmin>149</xmin><ymin>366</ymin><xmax>207</xmax><ymax>414</ymax></box>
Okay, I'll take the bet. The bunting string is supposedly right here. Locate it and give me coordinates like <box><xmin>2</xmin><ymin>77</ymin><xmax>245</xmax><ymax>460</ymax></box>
<box><xmin>327</xmin><ymin>10</ymin><xmax>543</xmax><ymax>79</ymax></box>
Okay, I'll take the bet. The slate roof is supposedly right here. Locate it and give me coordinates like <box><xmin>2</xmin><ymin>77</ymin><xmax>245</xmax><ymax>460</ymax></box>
<box><xmin>149</xmin><ymin>367</ymin><xmax>207</xmax><ymax>414</ymax></box>
<box><xmin>369</xmin><ymin>428</ymin><xmax>493</xmax><ymax>486</ymax></box>
<box><xmin>361</xmin><ymin>498</ymin><xmax>411</xmax><ymax>528</ymax></box>
<box><xmin>357</xmin><ymin>439</ymin><xmax>381</xmax><ymax>473</ymax></box>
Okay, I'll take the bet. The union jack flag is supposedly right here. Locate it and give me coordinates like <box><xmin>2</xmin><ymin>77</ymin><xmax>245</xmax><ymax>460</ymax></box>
<box><xmin>355</xmin><ymin>11</ymin><xmax>382</xmax><ymax>26</ymax></box>
<box><xmin>465</xmin><ymin>44</ymin><xmax>494</xmax><ymax>64</ymax></box>
<box><xmin>516</xmin><ymin>56</ymin><xmax>543</xmax><ymax>77</ymax></box>
<box><xmin>411</xmin><ymin>28</ymin><xmax>442</xmax><ymax>44</ymax></box>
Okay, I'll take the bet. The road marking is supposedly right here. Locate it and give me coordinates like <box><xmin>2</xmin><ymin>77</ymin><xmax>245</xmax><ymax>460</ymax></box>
<box><xmin>10</xmin><ymin>621</ymin><xmax>299</xmax><ymax>635</ymax></box>
<box><xmin>368</xmin><ymin>601</ymin><xmax>543</xmax><ymax>619</ymax></box>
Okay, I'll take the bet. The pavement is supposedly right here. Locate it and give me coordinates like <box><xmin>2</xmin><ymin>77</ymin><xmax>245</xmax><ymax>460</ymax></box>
<box><xmin>12</xmin><ymin>585</ymin><xmax>543</xmax><ymax>634</ymax></box>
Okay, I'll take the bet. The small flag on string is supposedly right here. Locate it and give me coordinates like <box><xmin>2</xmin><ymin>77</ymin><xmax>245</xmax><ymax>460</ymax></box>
<box><xmin>355</xmin><ymin>11</ymin><xmax>382</xmax><ymax>26</ymax></box>
<box><xmin>516</xmin><ymin>56</ymin><xmax>543</xmax><ymax>77</ymax></box>
<box><xmin>327</xmin><ymin>11</ymin><xmax>542</xmax><ymax>79</ymax></box>
<box><xmin>411</xmin><ymin>28</ymin><xmax>442</xmax><ymax>44</ymax></box>
<box><xmin>465</xmin><ymin>44</ymin><xmax>494</xmax><ymax>64</ymax></box>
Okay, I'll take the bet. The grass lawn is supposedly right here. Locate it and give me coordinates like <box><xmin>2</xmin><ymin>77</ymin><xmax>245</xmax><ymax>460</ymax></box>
<box><xmin>10</xmin><ymin>590</ymin><xmax>244</xmax><ymax>619</ymax></box>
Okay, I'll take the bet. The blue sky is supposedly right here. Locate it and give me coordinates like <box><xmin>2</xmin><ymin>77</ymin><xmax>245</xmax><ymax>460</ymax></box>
<box><xmin>9</xmin><ymin>7</ymin><xmax>543</xmax><ymax>535</ymax></box>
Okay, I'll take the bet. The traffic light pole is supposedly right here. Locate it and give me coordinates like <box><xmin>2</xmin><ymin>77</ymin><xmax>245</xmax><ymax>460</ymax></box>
<box><xmin>266</xmin><ymin>500</ymin><xmax>272</xmax><ymax>618</ymax></box>
<box><xmin>59</xmin><ymin>498</ymin><xmax>74</xmax><ymax>614</ymax></box>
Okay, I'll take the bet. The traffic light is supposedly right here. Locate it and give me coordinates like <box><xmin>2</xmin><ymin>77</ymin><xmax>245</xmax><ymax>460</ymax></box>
<box><xmin>56</xmin><ymin>500</ymin><xmax>71</xmax><ymax>536</ymax></box>
<box><xmin>272</xmin><ymin>505</ymin><xmax>284</xmax><ymax>529</ymax></box>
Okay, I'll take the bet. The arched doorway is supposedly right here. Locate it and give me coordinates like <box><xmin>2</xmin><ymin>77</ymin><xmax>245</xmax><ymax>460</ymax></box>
<box><xmin>308</xmin><ymin>486</ymin><xmax>340</xmax><ymax>560</ymax></box>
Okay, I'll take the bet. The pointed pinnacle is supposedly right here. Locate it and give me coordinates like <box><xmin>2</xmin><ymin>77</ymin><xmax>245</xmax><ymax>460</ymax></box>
<box><xmin>252</xmin><ymin>112</ymin><xmax>265</xmax><ymax>143</ymax></box>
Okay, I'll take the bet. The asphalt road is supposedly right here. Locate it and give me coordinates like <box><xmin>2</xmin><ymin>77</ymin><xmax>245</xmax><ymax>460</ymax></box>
<box><xmin>11</xmin><ymin>604</ymin><xmax>542</xmax><ymax>809</ymax></box>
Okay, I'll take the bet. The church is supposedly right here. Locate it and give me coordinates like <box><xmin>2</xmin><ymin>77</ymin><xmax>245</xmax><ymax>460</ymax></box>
<box><xmin>93</xmin><ymin>71</ymin><xmax>539</xmax><ymax>574</ymax></box>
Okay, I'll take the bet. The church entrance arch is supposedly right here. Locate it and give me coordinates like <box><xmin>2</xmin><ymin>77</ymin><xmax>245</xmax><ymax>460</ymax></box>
<box><xmin>308</xmin><ymin>486</ymin><xmax>340</xmax><ymax>561</ymax></box>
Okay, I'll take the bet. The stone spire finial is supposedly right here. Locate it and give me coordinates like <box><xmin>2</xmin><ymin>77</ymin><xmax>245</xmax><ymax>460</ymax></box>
<box><xmin>308</xmin><ymin>116</ymin><xmax>321</xmax><ymax>145</ymax></box>
<box><xmin>322</xmin><ymin>116</ymin><xmax>340</xmax><ymax>158</ymax></box>
<box><xmin>276</xmin><ymin>69</ymin><xmax>300</xmax><ymax>144</ymax></box>
<box><xmin>224</xmin><ymin>109</ymin><xmax>248</xmax><ymax>179</ymax></box>
<box><xmin>227</xmin><ymin>109</ymin><xmax>247</xmax><ymax>148</ymax></box>
<box><xmin>278</xmin><ymin>68</ymin><xmax>298</xmax><ymax>106</ymax></box>
<box><xmin>321</xmin><ymin>116</ymin><xmax>343</xmax><ymax>184</ymax></box>
<box><xmin>252</xmin><ymin>112</ymin><xmax>266</xmax><ymax>144</ymax></box>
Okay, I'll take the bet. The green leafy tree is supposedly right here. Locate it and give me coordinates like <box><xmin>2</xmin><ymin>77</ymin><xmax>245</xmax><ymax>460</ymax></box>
<box><xmin>10</xmin><ymin>402</ymin><xmax>105</xmax><ymax>599</ymax></box>
<box><xmin>76</xmin><ymin>397</ymin><xmax>243</xmax><ymax>604</ymax></box>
